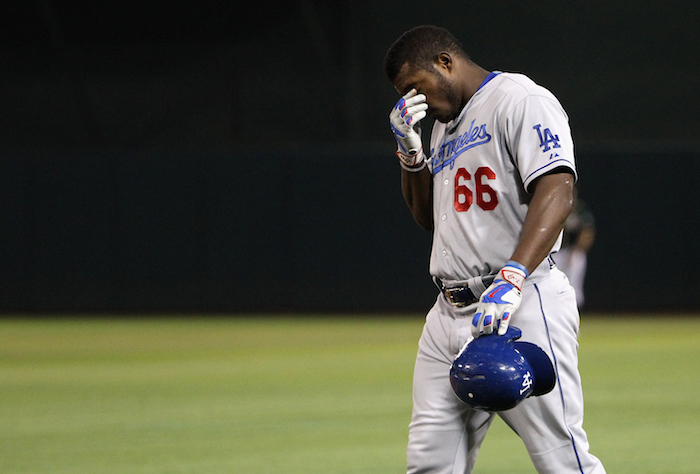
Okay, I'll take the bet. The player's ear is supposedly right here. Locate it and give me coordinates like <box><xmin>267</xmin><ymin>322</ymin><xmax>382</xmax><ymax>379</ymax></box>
<box><xmin>436</xmin><ymin>52</ymin><xmax>452</xmax><ymax>71</ymax></box>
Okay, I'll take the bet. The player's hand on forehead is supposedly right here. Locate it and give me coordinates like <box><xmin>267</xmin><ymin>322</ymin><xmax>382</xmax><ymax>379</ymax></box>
<box><xmin>394</xmin><ymin>89</ymin><xmax>427</xmax><ymax>123</ymax></box>
<box><xmin>389</xmin><ymin>87</ymin><xmax>428</xmax><ymax>167</ymax></box>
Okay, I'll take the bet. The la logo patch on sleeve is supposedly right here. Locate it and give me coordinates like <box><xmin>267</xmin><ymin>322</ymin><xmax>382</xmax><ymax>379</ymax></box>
<box><xmin>533</xmin><ymin>124</ymin><xmax>561</xmax><ymax>159</ymax></box>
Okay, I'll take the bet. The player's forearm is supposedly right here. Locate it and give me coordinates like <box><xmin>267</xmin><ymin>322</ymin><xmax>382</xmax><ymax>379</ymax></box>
<box><xmin>401</xmin><ymin>167</ymin><xmax>433</xmax><ymax>231</ymax></box>
<box><xmin>510</xmin><ymin>172</ymin><xmax>574</xmax><ymax>274</ymax></box>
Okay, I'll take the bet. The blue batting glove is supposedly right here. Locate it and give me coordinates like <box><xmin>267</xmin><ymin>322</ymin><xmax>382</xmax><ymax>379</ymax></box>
<box><xmin>471</xmin><ymin>261</ymin><xmax>529</xmax><ymax>338</ymax></box>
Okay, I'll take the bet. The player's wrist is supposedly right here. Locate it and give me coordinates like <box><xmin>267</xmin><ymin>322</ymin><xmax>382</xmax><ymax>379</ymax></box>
<box><xmin>396</xmin><ymin>148</ymin><xmax>426</xmax><ymax>170</ymax></box>
<box><xmin>399</xmin><ymin>159</ymin><xmax>427</xmax><ymax>172</ymax></box>
<box><xmin>504</xmin><ymin>260</ymin><xmax>529</xmax><ymax>276</ymax></box>
<box><xmin>499</xmin><ymin>260</ymin><xmax>529</xmax><ymax>291</ymax></box>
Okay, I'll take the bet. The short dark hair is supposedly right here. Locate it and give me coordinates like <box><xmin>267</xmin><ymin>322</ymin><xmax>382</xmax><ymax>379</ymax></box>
<box><xmin>384</xmin><ymin>25</ymin><xmax>469</xmax><ymax>82</ymax></box>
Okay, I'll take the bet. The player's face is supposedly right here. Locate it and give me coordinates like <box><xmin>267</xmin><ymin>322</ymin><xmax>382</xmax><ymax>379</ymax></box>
<box><xmin>393</xmin><ymin>63</ymin><xmax>461</xmax><ymax>123</ymax></box>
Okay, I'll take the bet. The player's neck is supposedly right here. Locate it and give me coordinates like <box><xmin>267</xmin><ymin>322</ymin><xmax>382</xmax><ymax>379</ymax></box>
<box><xmin>459</xmin><ymin>63</ymin><xmax>490</xmax><ymax>107</ymax></box>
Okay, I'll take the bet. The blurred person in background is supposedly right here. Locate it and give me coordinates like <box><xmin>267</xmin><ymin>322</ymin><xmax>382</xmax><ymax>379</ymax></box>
<box><xmin>554</xmin><ymin>188</ymin><xmax>595</xmax><ymax>309</ymax></box>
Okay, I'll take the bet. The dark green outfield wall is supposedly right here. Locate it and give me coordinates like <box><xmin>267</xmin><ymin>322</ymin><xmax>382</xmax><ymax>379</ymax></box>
<box><xmin>2</xmin><ymin>148</ymin><xmax>698</xmax><ymax>313</ymax></box>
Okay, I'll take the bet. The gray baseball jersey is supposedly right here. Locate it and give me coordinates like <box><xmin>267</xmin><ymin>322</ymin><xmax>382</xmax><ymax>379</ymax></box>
<box><xmin>427</xmin><ymin>72</ymin><xmax>575</xmax><ymax>283</ymax></box>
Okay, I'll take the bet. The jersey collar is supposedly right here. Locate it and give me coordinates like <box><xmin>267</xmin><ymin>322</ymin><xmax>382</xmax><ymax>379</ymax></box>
<box><xmin>478</xmin><ymin>71</ymin><xmax>501</xmax><ymax>92</ymax></box>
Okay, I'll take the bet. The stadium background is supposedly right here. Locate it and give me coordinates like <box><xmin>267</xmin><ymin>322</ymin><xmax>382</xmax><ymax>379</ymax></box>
<box><xmin>1</xmin><ymin>1</ymin><xmax>699</xmax><ymax>314</ymax></box>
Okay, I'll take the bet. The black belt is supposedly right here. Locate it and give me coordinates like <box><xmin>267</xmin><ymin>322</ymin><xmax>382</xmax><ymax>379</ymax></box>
<box><xmin>434</xmin><ymin>275</ymin><xmax>496</xmax><ymax>307</ymax></box>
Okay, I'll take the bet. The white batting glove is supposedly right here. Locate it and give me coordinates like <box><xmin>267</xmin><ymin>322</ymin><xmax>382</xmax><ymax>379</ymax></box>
<box><xmin>389</xmin><ymin>89</ymin><xmax>428</xmax><ymax>169</ymax></box>
<box><xmin>471</xmin><ymin>261</ymin><xmax>529</xmax><ymax>338</ymax></box>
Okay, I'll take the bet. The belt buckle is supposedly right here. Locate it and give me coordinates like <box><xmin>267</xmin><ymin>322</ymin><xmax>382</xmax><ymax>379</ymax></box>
<box><xmin>444</xmin><ymin>287</ymin><xmax>468</xmax><ymax>307</ymax></box>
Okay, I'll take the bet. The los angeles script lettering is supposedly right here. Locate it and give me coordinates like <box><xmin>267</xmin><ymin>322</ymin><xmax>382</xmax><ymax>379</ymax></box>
<box><xmin>431</xmin><ymin>119</ymin><xmax>491</xmax><ymax>174</ymax></box>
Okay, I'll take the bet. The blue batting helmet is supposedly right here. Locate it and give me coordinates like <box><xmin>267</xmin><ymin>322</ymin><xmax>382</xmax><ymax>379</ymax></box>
<box><xmin>449</xmin><ymin>326</ymin><xmax>556</xmax><ymax>411</ymax></box>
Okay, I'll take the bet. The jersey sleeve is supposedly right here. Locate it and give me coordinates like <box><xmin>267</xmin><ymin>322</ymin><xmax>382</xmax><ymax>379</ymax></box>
<box><xmin>506</xmin><ymin>93</ymin><xmax>577</xmax><ymax>193</ymax></box>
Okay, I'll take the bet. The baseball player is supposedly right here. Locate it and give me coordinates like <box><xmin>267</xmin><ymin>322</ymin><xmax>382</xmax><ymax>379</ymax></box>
<box><xmin>384</xmin><ymin>26</ymin><xmax>606</xmax><ymax>473</ymax></box>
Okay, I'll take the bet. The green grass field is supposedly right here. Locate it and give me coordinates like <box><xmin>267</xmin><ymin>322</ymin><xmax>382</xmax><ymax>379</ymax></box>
<box><xmin>1</xmin><ymin>315</ymin><xmax>698</xmax><ymax>473</ymax></box>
